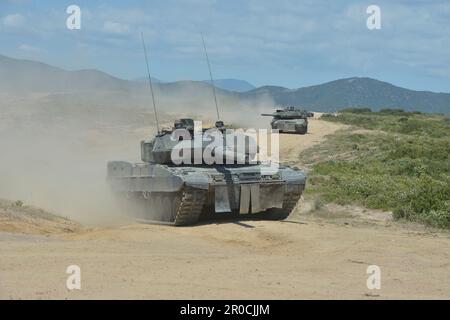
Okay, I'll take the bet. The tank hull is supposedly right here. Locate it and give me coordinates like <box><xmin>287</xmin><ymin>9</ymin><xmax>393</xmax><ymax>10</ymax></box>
<box><xmin>271</xmin><ymin>119</ymin><xmax>308</xmax><ymax>134</ymax></box>
<box><xmin>107</xmin><ymin>161</ymin><xmax>306</xmax><ymax>225</ymax></box>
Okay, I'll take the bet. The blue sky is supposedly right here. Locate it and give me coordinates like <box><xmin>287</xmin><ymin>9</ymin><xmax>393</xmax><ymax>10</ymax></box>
<box><xmin>1</xmin><ymin>0</ymin><xmax>450</xmax><ymax>92</ymax></box>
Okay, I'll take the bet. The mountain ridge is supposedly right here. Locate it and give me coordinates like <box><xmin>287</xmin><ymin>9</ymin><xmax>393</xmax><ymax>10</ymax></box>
<box><xmin>1</xmin><ymin>54</ymin><xmax>449</xmax><ymax>114</ymax></box>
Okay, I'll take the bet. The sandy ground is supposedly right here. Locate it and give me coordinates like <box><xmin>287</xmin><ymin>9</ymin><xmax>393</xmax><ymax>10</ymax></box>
<box><xmin>1</xmin><ymin>118</ymin><xmax>449</xmax><ymax>299</ymax></box>
<box><xmin>278</xmin><ymin>114</ymin><xmax>345</xmax><ymax>166</ymax></box>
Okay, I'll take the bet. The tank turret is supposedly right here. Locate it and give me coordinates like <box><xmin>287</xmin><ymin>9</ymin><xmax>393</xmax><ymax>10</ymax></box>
<box><xmin>141</xmin><ymin>119</ymin><xmax>257</xmax><ymax>165</ymax></box>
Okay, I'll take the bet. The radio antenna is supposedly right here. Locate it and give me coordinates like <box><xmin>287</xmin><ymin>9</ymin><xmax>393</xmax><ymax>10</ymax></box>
<box><xmin>141</xmin><ymin>32</ymin><xmax>160</xmax><ymax>134</ymax></box>
<box><xmin>201</xmin><ymin>33</ymin><xmax>220</xmax><ymax>121</ymax></box>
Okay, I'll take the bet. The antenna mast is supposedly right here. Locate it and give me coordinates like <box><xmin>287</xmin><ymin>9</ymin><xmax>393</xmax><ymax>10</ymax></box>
<box><xmin>201</xmin><ymin>33</ymin><xmax>220</xmax><ymax>121</ymax></box>
<box><xmin>141</xmin><ymin>32</ymin><xmax>160</xmax><ymax>134</ymax></box>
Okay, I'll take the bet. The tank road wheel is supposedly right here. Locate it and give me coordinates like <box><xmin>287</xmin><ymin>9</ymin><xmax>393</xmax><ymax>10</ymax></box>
<box><xmin>264</xmin><ymin>192</ymin><xmax>302</xmax><ymax>220</ymax></box>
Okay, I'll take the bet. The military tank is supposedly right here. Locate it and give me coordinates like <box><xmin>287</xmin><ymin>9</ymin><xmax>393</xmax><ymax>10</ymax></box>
<box><xmin>107</xmin><ymin>34</ymin><xmax>306</xmax><ymax>226</ymax></box>
<box><xmin>107</xmin><ymin>119</ymin><xmax>307</xmax><ymax>226</ymax></box>
<box><xmin>262</xmin><ymin>106</ymin><xmax>310</xmax><ymax>134</ymax></box>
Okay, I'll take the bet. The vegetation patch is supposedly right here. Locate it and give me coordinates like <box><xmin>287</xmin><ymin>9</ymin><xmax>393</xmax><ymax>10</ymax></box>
<box><xmin>305</xmin><ymin>111</ymin><xmax>450</xmax><ymax>228</ymax></box>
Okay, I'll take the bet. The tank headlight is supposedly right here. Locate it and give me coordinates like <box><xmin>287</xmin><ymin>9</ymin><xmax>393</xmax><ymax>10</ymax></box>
<box><xmin>263</xmin><ymin>173</ymin><xmax>280</xmax><ymax>180</ymax></box>
<box><xmin>212</xmin><ymin>174</ymin><xmax>225</xmax><ymax>182</ymax></box>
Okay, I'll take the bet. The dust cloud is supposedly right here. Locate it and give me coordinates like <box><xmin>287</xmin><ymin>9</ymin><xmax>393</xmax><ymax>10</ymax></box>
<box><xmin>0</xmin><ymin>87</ymin><xmax>274</xmax><ymax>226</ymax></box>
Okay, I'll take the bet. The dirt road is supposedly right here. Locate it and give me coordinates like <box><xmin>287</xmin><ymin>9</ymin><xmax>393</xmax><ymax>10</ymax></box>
<box><xmin>1</xmin><ymin>118</ymin><xmax>449</xmax><ymax>299</ymax></box>
<box><xmin>1</xmin><ymin>219</ymin><xmax>449</xmax><ymax>299</ymax></box>
<box><xmin>278</xmin><ymin>115</ymin><xmax>345</xmax><ymax>165</ymax></box>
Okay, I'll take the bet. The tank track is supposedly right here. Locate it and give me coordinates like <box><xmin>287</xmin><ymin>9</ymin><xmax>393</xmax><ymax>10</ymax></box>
<box><xmin>129</xmin><ymin>187</ymin><xmax>206</xmax><ymax>226</ymax></box>
<box><xmin>128</xmin><ymin>187</ymin><xmax>301</xmax><ymax>225</ymax></box>
<box><xmin>173</xmin><ymin>187</ymin><xmax>207</xmax><ymax>226</ymax></box>
<box><xmin>282</xmin><ymin>191</ymin><xmax>302</xmax><ymax>214</ymax></box>
<box><xmin>263</xmin><ymin>191</ymin><xmax>302</xmax><ymax>220</ymax></box>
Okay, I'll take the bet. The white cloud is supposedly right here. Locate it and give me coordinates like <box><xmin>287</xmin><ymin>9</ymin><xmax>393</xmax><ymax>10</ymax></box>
<box><xmin>3</xmin><ymin>13</ymin><xmax>25</xmax><ymax>27</ymax></box>
<box><xmin>2</xmin><ymin>1</ymin><xmax>449</xmax><ymax>90</ymax></box>
<box><xmin>103</xmin><ymin>21</ymin><xmax>130</xmax><ymax>34</ymax></box>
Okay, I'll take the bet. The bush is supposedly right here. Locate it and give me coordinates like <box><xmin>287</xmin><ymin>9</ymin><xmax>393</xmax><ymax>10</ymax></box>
<box><xmin>340</xmin><ymin>107</ymin><xmax>372</xmax><ymax>114</ymax></box>
<box><xmin>308</xmin><ymin>113</ymin><xmax>450</xmax><ymax>229</ymax></box>
<box><xmin>14</xmin><ymin>200</ymin><xmax>24</xmax><ymax>207</ymax></box>
<box><xmin>379</xmin><ymin>108</ymin><xmax>405</xmax><ymax>114</ymax></box>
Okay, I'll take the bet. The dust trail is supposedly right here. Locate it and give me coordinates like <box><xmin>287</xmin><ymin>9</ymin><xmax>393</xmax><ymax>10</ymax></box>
<box><xmin>0</xmin><ymin>89</ymin><xmax>275</xmax><ymax>226</ymax></box>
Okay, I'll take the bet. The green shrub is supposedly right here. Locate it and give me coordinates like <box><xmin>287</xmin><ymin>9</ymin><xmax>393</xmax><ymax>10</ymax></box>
<box><xmin>308</xmin><ymin>113</ymin><xmax>450</xmax><ymax>229</ymax></box>
<box><xmin>14</xmin><ymin>200</ymin><xmax>24</xmax><ymax>207</ymax></box>
<box><xmin>341</xmin><ymin>107</ymin><xmax>372</xmax><ymax>114</ymax></box>
<box><xmin>379</xmin><ymin>108</ymin><xmax>405</xmax><ymax>114</ymax></box>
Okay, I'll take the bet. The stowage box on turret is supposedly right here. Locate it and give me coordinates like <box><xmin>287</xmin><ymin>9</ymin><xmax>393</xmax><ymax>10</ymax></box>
<box><xmin>107</xmin><ymin>120</ymin><xmax>307</xmax><ymax>226</ymax></box>
<box><xmin>262</xmin><ymin>106</ymin><xmax>310</xmax><ymax>134</ymax></box>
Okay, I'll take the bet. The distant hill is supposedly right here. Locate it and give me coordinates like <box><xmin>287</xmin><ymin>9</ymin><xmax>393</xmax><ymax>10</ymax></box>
<box><xmin>202</xmin><ymin>79</ymin><xmax>255</xmax><ymax>92</ymax></box>
<box><xmin>241</xmin><ymin>77</ymin><xmax>450</xmax><ymax>114</ymax></box>
<box><xmin>1</xmin><ymin>54</ymin><xmax>449</xmax><ymax>114</ymax></box>
<box><xmin>132</xmin><ymin>76</ymin><xmax>163</xmax><ymax>83</ymax></box>
<box><xmin>0</xmin><ymin>54</ymin><xmax>133</xmax><ymax>93</ymax></box>
<box><xmin>133</xmin><ymin>76</ymin><xmax>255</xmax><ymax>92</ymax></box>
<box><xmin>0</xmin><ymin>54</ymin><xmax>227</xmax><ymax>96</ymax></box>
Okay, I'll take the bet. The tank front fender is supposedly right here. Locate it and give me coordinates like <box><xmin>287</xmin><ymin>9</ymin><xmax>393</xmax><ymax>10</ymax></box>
<box><xmin>183</xmin><ymin>174</ymin><xmax>210</xmax><ymax>190</ymax></box>
<box><xmin>281</xmin><ymin>170</ymin><xmax>307</xmax><ymax>184</ymax></box>
<box><xmin>108</xmin><ymin>175</ymin><xmax>185</xmax><ymax>193</ymax></box>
